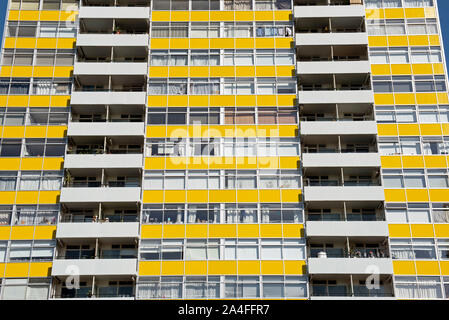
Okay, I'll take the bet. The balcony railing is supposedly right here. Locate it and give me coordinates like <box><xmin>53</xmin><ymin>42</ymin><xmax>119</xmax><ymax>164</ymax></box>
<box><xmin>306</xmin><ymin>213</ymin><xmax>383</xmax><ymax>222</ymax></box>
<box><xmin>59</xmin><ymin>249</ymin><xmax>137</xmax><ymax>260</ymax></box>
<box><xmin>65</xmin><ymin>181</ymin><xmax>141</xmax><ymax>188</ymax></box>
<box><xmin>304</xmin><ymin>179</ymin><xmax>381</xmax><ymax>187</ymax></box>
<box><xmin>311</xmin><ymin>286</ymin><xmax>393</xmax><ymax>298</ymax></box>
<box><xmin>57</xmin><ymin>287</ymin><xmax>135</xmax><ymax>299</ymax></box>
<box><xmin>61</xmin><ymin>214</ymin><xmax>139</xmax><ymax>223</ymax></box>
<box><xmin>309</xmin><ymin>248</ymin><xmax>389</xmax><ymax>258</ymax></box>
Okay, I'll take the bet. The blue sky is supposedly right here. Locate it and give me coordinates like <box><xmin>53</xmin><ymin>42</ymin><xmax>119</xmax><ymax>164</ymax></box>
<box><xmin>0</xmin><ymin>1</ymin><xmax>447</xmax><ymax>61</ymax></box>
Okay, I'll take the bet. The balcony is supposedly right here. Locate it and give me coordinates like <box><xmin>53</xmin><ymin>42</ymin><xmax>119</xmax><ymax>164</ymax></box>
<box><xmin>296</xmin><ymin>32</ymin><xmax>367</xmax><ymax>46</ymax></box>
<box><xmin>71</xmin><ymin>91</ymin><xmax>146</xmax><ymax>105</ymax></box>
<box><xmin>299</xmin><ymin>90</ymin><xmax>373</xmax><ymax>104</ymax></box>
<box><xmin>60</xmin><ymin>187</ymin><xmax>141</xmax><ymax>203</ymax></box>
<box><xmin>76</xmin><ymin>33</ymin><xmax>149</xmax><ymax>47</ymax></box>
<box><xmin>297</xmin><ymin>60</ymin><xmax>370</xmax><ymax>74</ymax></box>
<box><xmin>300</xmin><ymin>121</ymin><xmax>377</xmax><ymax>136</ymax></box>
<box><xmin>306</xmin><ymin>221</ymin><xmax>388</xmax><ymax>237</ymax></box>
<box><xmin>74</xmin><ymin>62</ymin><xmax>148</xmax><ymax>76</ymax></box>
<box><xmin>79</xmin><ymin>5</ymin><xmax>150</xmax><ymax>19</ymax></box>
<box><xmin>304</xmin><ymin>186</ymin><xmax>385</xmax><ymax>202</ymax></box>
<box><xmin>302</xmin><ymin>153</ymin><xmax>380</xmax><ymax>168</ymax></box>
<box><xmin>56</xmin><ymin>222</ymin><xmax>139</xmax><ymax>239</ymax></box>
<box><xmin>294</xmin><ymin>4</ymin><xmax>365</xmax><ymax>19</ymax></box>
<box><xmin>308</xmin><ymin>257</ymin><xmax>393</xmax><ymax>275</ymax></box>
<box><xmin>67</xmin><ymin>122</ymin><xmax>145</xmax><ymax>137</ymax></box>
<box><xmin>51</xmin><ymin>258</ymin><xmax>138</xmax><ymax>276</ymax></box>
<box><xmin>64</xmin><ymin>154</ymin><xmax>143</xmax><ymax>169</ymax></box>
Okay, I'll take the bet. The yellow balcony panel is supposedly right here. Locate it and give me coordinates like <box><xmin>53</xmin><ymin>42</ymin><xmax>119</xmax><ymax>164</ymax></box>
<box><xmin>235</xmin><ymin>11</ymin><xmax>254</xmax><ymax>21</ymax></box>
<box><xmin>209</xmin><ymin>190</ymin><xmax>237</xmax><ymax>203</ymax></box>
<box><xmin>171</xmin><ymin>11</ymin><xmax>189</xmax><ymax>21</ymax></box>
<box><xmin>210</xmin><ymin>38</ymin><xmax>234</xmax><ymax>49</ymax></box>
<box><xmin>210</xmin><ymin>66</ymin><xmax>235</xmax><ymax>77</ymax></box>
<box><xmin>141</xmin><ymin>225</ymin><xmax>163</xmax><ymax>239</ymax></box>
<box><xmin>235</xmin><ymin>94</ymin><xmax>256</xmax><ymax>106</ymax></box>
<box><xmin>56</xmin><ymin>38</ymin><xmax>76</xmax><ymax>49</ymax></box>
<box><xmin>365</xmin><ymin>9</ymin><xmax>384</xmax><ymax>20</ymax></box>
<box><xmin>19</xmin><ymin>10</ymin><xmax>40</xmax><ymax>20</ymax></box>
<box><xmin>424</xmin><ymin>7</ymin><xmax>436</xmax><ymax>18</ymax></box>
<box><xmin>208</xmin><ymin>261</ymin><xmax>237</xmax><ymax>275</ymax></box>
<box><xmin>189</xmin><ymin>66</ymin><xmax>209</xmax><ymax>78</ymax></box>
<box><xmin>4</xmin><ymin>38</ymin><xmax>16</xmax><ymax>49</ymax></box>
<box><xmin>166</xmin><ymin>125</ymin><xmax>188</xmax><ymax>137</ymax></box>
<box><xmin>39</xmin><ymin>10</ymin><xmax>60</xmax><ymax>21</ymax></box>
<box><xmin>405</xmin><ymin>8</ymin><xmax>425</xmax><ymax>18</ymax></box>
<box><xmin>144</xmin><ymin>157</ymin><xmax>165</xmax><ymax>170</ymax></box>
<box><xmin>46</xmin><ymin>126</ymin><xmax>67</xmax><ymax>138</ymax></box>
<box><xmin>11</xmin><ymin>226</ymin><xmax>34</xmax><ymax>240</ymax></box>
<box><xmin>209</xmin><ymin>157</ymin><xmax>236</xmax><ymax>169</ymax></box>
<box><xmin>16</xmin><ymin>191</ymin><xmax>39</xmax><ymax>205</ymax></box>
<box><xmin>381</xmin><ymin>156</ymin><xmax>402</xmax><ymax>168</ymax></box>
<box><xmin>3</xmin><ymin>126</ymin><xmax>25</xmax><ymax>138</ymax></box>
<box><xmin>150</xmin><ymin>38</ymin><xmax>169</xmax><ymax>49</ymax></box>
<box><xmin>168</xmin><ymin>66</ymin><xmax>188</xmax><ymax>78</ymax></box>
<box><xmin>8</xmin><ymin>10</ymin><xmax>19</xmax><ymax>20</ymax></box>
<box><xmin>7</xmin><ymin>96</ymin><xmax>29</xmax><ymax>107</ymax></box>
<box><xmin>429</xmin><ymin>189</ymin><xmax>449</xmax><ymax>202</ymax></box>
<box><xmin>151</xmin><ymin>11</ymin><xmax>170</xmax><ymax>21</ymax></box>
<box><xmin>440</xmin><ymin>261</ymin><xmax>449</xmax><ymax>275</ymax></box>
<box><xmin>189</xmin><ymin>38</ymin><xmax>210</xmax><ymax>49</ymax></box>
<box><xmin>394</xmin><ymin>93</ymin><xmax>415</xmax><ymax>105</ymax></box>
<box><xmin>385</xmin><ymin>189</ymin><xmax>406</xmax><ymax>202</ymax></box>
<box><xmin>210</xmin><ymin>95</ymin><xmax>235</xmax><ymax>107</ymax></box>
<box><xmin>37</xmin><ymin>191</ymin><xmax>60</xmax><ymax>204</ymax></box>
<box><xmin>50</xmin><ymin>95</ymin><xmax>70</xmax><ymax>107</ymax></box>
<box><xmin>384</xmin><ymin>8</ymin><xmax>404</xmax><ymax>19</ymax></box>
<box><xmin>275</xmin><ymin>38</ymin><xmax>293</xmax><ymax>49</ymax></box>
<box><xmin>34</xmin><ymin>226</ymin><xmax>57</xmax><ymax>239</ymax></box>
<box><xmin>237</xmin><ymin>224</ymin><xmax>260</xmax><ymax>238</ymax></box>
<box><xmin>393</xmin><ymin>261</ymin><xmax>416</xmax><ymax>275</ymax></box>
<box><xmin>237</xmin><ymin>190</ymin><xmax>258</xmax><ymax>202</ymax></box>
<box><xmin>260</xmin><ymin>224</ymin><xmax>282</xmax><ymax>238</ymax></box>
<box><xmin>189</xmin><ymin>94</ymin><xmax>209</xmax><ymax>106</ymax></box>
<box><xmin>368</xmin><ymin>36</ymin><xmax>388</xmax><ymax>47</ymax></box>
<box><xmin>161</xmin><ymin>261</ymin><xmax>184</xmax><ymax>275</ymax></box>
<box><xmin>0</xmin><ymin>66</ymin><xmax>12</xmax><ymax>77</ymax></box>
<box><xmin>15</xmin><ymin>37</ymin><xmax>37</xmax><ymax>49</ymax></box>
<box><xmin>5</xmin><ymin>262</ymin><xmax>29</xmax><ymax>278</ymax></box>
<box><xmin>259</xmin><ymin>156</ymin><xmax>280</xmax><ymax>169</ymax></box>
<box><xmin>255</xmin><ymin>11</ymin><xmax>274</xmax><ymax>21</ymax></box>
<box><xmin>238</xmin><ymin>261</ymin><xmax>260</xmax><ymax>275</ymax></box>
<box><xmin>185</xmin><ymin>261</ymin><xmax>207</xmax><ymax>275</ymax></box>
<box><xmin>276</xmin><ymin>66</ymin><xmax>295</xmax><ymax>77</ymax></box>
<box><xmin>411</xmin><ymin>224</ymin><xmax>434</xmax><ymax>238</ymax></box>
<box><xmin>146</xmin><ymin>126</ymin><xmax>166</xmax><ymax>138</ymax></box>
<box><xmin>53</xmin><ymin>66</ymin><xmax>73</xmax><ymax>78</ymax></box>
<box><xmin>29</xmin><ymin>95</ymin><xmax>51</xmax><ymax>107</ymax></box>
<box><xmin>166</xmin><ymin>156</ymin><xmax>187</xmax><ymax>170</ymax></box>
<box><xmin>29</xmin><ymin>262</ymin><xmax>52</xmax><ymax>277</ymax></box>
<box><xmin>0</xmin><ymin>158</ymin><xmax>21</xmax><ymax>171</ymax></box>
<box><xmin>405</xmin><ymin>189</ymin><xmax>429</xmax><ymax>202</ymax></box>
<box><xmin>163</xmin><ymin>224</ymin><xmax>185</xmax><ymax>238</ymax></box>
<box><xmin>60</xmin><ymin>11</ymin><xmax>79</xmax><ymax>22</ymax></box>
<box><xmin>412</xmin><ymin>63</ymin><xmax>434</xmax><ymax>75</ymax></box>
<box><xmin>209</xmin><ymin>224</ymin><xmax>236</xmax><ymax>238</ymax></box>
<box><xmin>25</xmin><ymin>126</ymin><xmax>47</xmax><ymax>138</ymax></box>
<box><xmin>277</xmin><ymin>125</ymin><xmax>297</xmax><ymax>137</ymax></box>
<box><xmin>388</xmin><ymin>36</ymin><xmax>408</xmax><ymax>46</ymax></box>
<box><xmin>435</xmin><ymin>225</ymin><xmax>449</xmax><ymax>238</ymax></box>
<box><xmin>277</xmin><ymin>94</ymin><xmax>296</xmax><ymax>106</ymax></box>
<box><xmin>437</xmin><ymin>93</ymin><xmax>449</xmax><ymax>104</ymax></box>
<box><xmin>139</xmin><ymin>261</ymin><xmax>161</xmax><ymax>276</ymax></box>
<box><xmin>389</xmin><ymin>224</ymin><xmax>411</xmax><ymax>238</ymax></box>
<box><xmin>190</xmin><ymin>11</ymin><xmax>209</xmax><ymax>21</ymax></box>
<box><xmin>283</xmin><ymin>224</ymin><xmax>304</xmax><ymax>238</ymax></box>
<box><xmin>374</xmin><ymin>93</ymin><xmax>394</xmax><ymax>105</ymax></box>
<box><xmin>234</xmin><ymin>125</ymin><xmax>257</xmax><ymax>137</ymax></box>
<box><xmin>0</xmin><ymin>227</ymin><xmax>11</xmax><ymax>240</ymax></box>
<box><xmin>36</xmin><ymin>38</ymin><xmax>58</xmax><ymax>49</ymax></box>
<box><xmin>236</xmin><ymin>157</ymin><xmax>258</xmax><ymax>169</ymax></box>
<box><xmin>261</xmin><ymin>261</ymin><xmax>283</xmax><ymax>275</ymax></box>
<box><xmin>415</xmin><ymin>261</ymin><xmax>440</xmax><ymax>276</ymax></box>
<box><xmin>235</xmin><ymin>66</ymin><xmax>255</xmax><ymax>77</ymax></box>
<box><xmin>210</xmin><ymin>11</ymin><xmax>234</xmax><ymax>21</ymax></box>
<box><xmin>424</xmin><ymin>155</ymin><xmax>447</xmax><ymax>168</ymax></box>
<box><xmin>377</xmin><ymin>124</ymin><xmax>398</xmax><ymax>136</ymax></box>
<box><xmin>281</xmin><ymin>189</ymin><xmax>301</xmax><ymax>202</ymax></box>
<box><xmin>255</xmin><ymin>38</ymin><xmax>275</xmax><ymax>49</ymax></box>
<box><xmin>444</xmin><ymin>124</ymin><xmax>449</xmax><ymax>136</ymax></box>
<box><xmin>401</xmin><ymin>156</ymin><xmax>424</xmax><ymax>168</ymax></box>
<box><xmin>397</xmin><ymin>123</ymin><xmax>420</xmax><ymax>136</ymax></box>
<box><xmin>43</xmin><ymin>157</ymin><xmax>64</xmax><ymax>170</ymax></box>
<box><xmin>416</xmin><ymin>92</ymin><xmax>437</xmax><ymax>104</ymax></box>
<box><xmin>186</xmin><ymin>225</ymin><xmax>208</xmax><ymax>238</ymax></box>
<box><xmin>428</xmin><ymin>35</ymin><xmax>440</xmax><ymax>46</ymax></box>
<box><xmin>0</xmin><ymin>192</ymin><xmax>16</xmax><ymax>205</ymax></box>
<box><xmin>371</xmin><ymin>64</ymin><xmax>391</xmax><ymax>76</ymax></box>
<box><xmin>390</xmin><ymin>64</ymin><xmax>411</xmax><ymax>75</ymax></box>
<box><xmin>256</xmin><ymin>66</ymin><xmax>276</xmax><ymax>77</ymax></box>
<box><xmin>235</xmin><ymin>38</ymin><xmax>255</xmax><ymax>49</ymax></box>
<box><xmin>0</xmin><ymin>263</ymin><xmax>4</xmax><ymax>276</ymax></box>
<box><xmin>274</xmin><ymin>10</ymin><xmax>292</xmax><ymax>21</ymax></box>
<box><xmin>20</xmin><ymin>158</ymin><xmax>43</xmax><ymax>171</ymax></box>
<box><xmin>11</xmin><ymin>66</ymin><xmax>33</xmax><ymax>77</ymax></box>
<box><xmin>148</xmin><ymin>66</ymin><xmax>168</xmax><ymax>78</ymax></box>
<box><xmin>284</xmin><ymin>261</ymin><xmax>306</xmax><ymax>275</ymax></box>
<box><xmin>420</xmin><ymin>123</ymin><xmax>442</xmax><ymax>136</ymax></box>
<box><xmin>259</xmin><ymin>189</ymin><xmax>281</xmax><ymax>202</ymax></box>
<box><xmin>408</xmin><ymin>35</ymin><xmax>429</xmax><ymax>46</ymax></box>
<box><xmin>164</xmin><ymin>190</ymin><xmax>186</xmax><ymax>203</ymax></box>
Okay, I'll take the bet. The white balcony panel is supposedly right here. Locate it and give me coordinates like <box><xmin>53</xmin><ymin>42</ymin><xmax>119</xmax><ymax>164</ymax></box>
<box><xmin>301</xmin><ymin>121</ymin><xmax>377</xmax><ymax>135</ymax></box>
<box><xmin>304</xmin><ymin>186</ymin><xmax>385</xmax><ymax>202</ymax></box>
<box><xmin>306</xmin><ymin>221</ymin><xmax>388</xmax><ymax>237</ymax></box>
<box><xmin>297</xmin><ymin>61</ymin><xmax>370</xmax><ymax>75</ymax></box>
<box><xmin>67</xmin><ymin>122</ymin><xmax>145</xmax><ymax>137</ymax></box>
<box><xmin>294</xmin><ymin>5</ymin><xmax>365</xmax><ymax>19</ymax></box>
<box><xmin>71</xmin><ymin>92</ymin><xmax>146</xmax><ymax>105</ymax></box>
<box><xmin>74</xmin><ymin>62</ymin><xmax>148</xmax><ymax>76</ymax></box>
<box><xmin>308</xmin><ymin>258</ymin><xmax>393</xmax><ymax>275</ymax></box>
<box><xmin>296</xmin><ymin>33</ymin><xmax>368</xmax><ymax>46</ymax></box>
<box><xmin>79</xmin><ymin>6</ymin><xmax>150</xmax><ymax>19</ymax></box>
<box><xmin>76</xmin><ymin>34</ymin><xmax>149</xmax><ymax>47</ymax></box>
<box><xmin>51</xmin><ymin>259</ymin><xmax>137</xmax><ymax>276</ymax></box>
<box><xmin>302</xmin><ymin>153</ymin><xmax>381</xmax><ymax>168</ymax></box>
<box><xmin>64</xmin><ymin>154</ymin><xmax>143</xmax><ymax>169</ymax></box>
<box><xmin>56</xmin><ymin>222</ymin><xmax>139</xmax><ymax>239</ymax></box>
<box><xmin>60</xmin><ymin>187</ymin><xmax>141</xmax><ymax>203</ymax></box>
<box><xmin>298</xmin><ymin>90</ymin><xmax>374</xmax><ymax>104</ymax></box>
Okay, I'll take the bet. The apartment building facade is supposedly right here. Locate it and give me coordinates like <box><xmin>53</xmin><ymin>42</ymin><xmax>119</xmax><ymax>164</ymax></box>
<box><xmin>0</xmin><ymin>0</ymin><xmax>446</xmax><ymax>300</ymax></box>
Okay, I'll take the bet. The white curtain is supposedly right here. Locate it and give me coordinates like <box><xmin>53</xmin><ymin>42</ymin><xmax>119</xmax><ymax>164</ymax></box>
<box><xmin>15</xmin><ymin>208</ymin><xmax>36</xmax><ymax>225</ymax></box>
<box><xmin>160</xmin><ymin>283</ymin><xmax>182</xmax><ymax>299</ymax></box>
<box><xmin>185</xmin><ymin>283</ymin><xmax>207</xmax><ymax>298</ymax></box>
<box><xmin>41</xmin><ymin>177</ymin><xmax>62</xmax><ymax>190</ymax></box>
<box><xmin>138</xmin><ymin>284</ymin><xmax>160</xmax><ymax>299</ymax></box>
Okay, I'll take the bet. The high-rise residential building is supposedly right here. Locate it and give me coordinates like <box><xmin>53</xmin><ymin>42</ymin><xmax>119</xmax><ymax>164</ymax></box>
<box><xmin>0</xmin><ymin>0</ymin><xmax>447</xmax><ymax>300</ymax></box>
